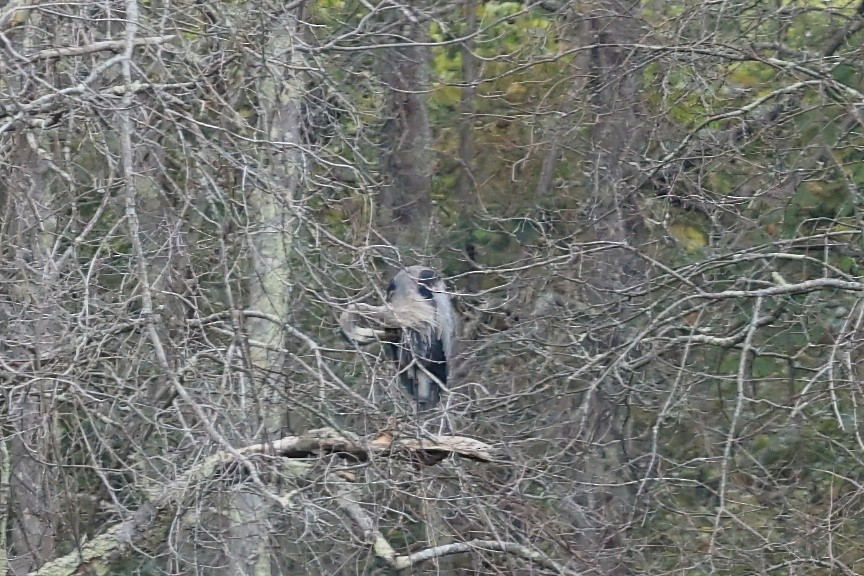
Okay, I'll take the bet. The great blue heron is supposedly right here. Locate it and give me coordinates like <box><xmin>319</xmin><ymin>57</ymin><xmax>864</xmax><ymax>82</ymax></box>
<box><xmin>340</xmin><ymin>266</ymin><xmax>458</xmax><ymax>410</ymax></box>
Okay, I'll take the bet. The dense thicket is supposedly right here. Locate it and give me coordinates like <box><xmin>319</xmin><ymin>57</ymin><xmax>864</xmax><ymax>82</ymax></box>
<box><xmin>2</xmin><ymin>0</ymin><xmax>864</xmax><ymax>574</ymax></box>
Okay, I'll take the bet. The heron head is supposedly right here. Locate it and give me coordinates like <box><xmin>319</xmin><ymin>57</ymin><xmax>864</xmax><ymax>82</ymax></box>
<box><xmin>387</xmin><ymin>267</ymin><xmax>440</xmax><ymax>301</ymax></box>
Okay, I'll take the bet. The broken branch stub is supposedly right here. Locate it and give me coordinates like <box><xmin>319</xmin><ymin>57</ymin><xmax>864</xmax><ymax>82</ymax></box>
<box><xmin>339</xmin><ymin>303</ymin><xmax>401</xmax><ymax>344</ymax></box>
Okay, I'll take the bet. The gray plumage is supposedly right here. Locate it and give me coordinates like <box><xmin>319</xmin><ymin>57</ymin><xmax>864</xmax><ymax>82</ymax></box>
<box><xmin>385</xmin><ymin>266</ymin><xmax>458</xmax><ymax>409</ymax></box>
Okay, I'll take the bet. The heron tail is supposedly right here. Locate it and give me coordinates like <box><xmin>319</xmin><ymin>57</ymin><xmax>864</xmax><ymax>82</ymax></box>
<box><xmin>415</xmin><ymin>374</ymin><xmax>441</xmax><ymax>410</ymax></box>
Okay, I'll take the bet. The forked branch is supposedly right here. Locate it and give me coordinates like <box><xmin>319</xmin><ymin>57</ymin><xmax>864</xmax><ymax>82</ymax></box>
<box><xmin>333</xmin><ymin>476</ymin><xmax>578</xmax><ymax>574</ymax></box>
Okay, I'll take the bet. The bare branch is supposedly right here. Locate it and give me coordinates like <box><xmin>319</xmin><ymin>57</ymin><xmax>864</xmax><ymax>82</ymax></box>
<box><xmin>21</xmin><ymin>36</ymin><xmax>177</xmax><ymax>63</ymax></box>
<box><xmin>31</xmin><ymin>427</ymin><xmax>501</xmax><ymax>575</ymax></box>
<box><xmin>240</xmin><ymin>427</ymin><xmax>504</xmax><ymax>464</ymax></box>
<box><xmin>338</xmin><ymin>303</ymin><xmax>399</xmax><ymax>344</ymax></box>
<box><xmin>333</xmin><ymin>476</ymin><xmax>577</xmax><ymax>574</ymax></box>
<box><xmin>33</xmin><ymin>505</ymin><xmax>157</xmax><ymax>576</ymax></box>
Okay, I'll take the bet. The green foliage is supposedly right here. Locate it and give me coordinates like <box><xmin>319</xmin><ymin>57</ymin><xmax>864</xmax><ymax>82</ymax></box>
<box><xmin>667</xmin><ymin>215</ymin><xmax>710</xmax><ymax>253</ymax></box>
<box><xmin>726</xmin><ymin>62</ymin><xmax>777</xmax><ymax>91</ymax></box>
<box><xmin>425</xmin><ymin>1</ymin><xmax>573</xmax><ymax>220</ymax></box>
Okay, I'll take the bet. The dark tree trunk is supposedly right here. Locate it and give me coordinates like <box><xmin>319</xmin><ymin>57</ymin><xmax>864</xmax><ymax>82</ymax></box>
<box><xmin>377</xmin><ymin>19</ymin><xmax>433</xmax><ymax>247</ymax></box>
<box><xmin>564</xmin><ymin>3</ymin><xmax>648</xmax><ymax>575</ymax></box>
<box><xmin>456</xmin><ymin>0</ymin><xmax>477</xmax><ymax>206</ymax></box>
<box><xmin>583</xmin><ymin>0</ymin><xmax>646</xmax><ymax>260</ymax></box>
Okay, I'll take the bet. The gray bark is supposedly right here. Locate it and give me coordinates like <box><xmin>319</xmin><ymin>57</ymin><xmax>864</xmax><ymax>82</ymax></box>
<box><xmin>377</xmin><ymin>16</ymin><xmax>434</xmax><ymax>247</ymax></box>
<box><xmin>563</xmin><ymin>2</ymin><xmax>648</xmax><ymax>574</ymax></box>
<box><xmin>456</xmin><ymin>0</ymin><xmax>477</xmax><ymax>206</ymax></box>
<box><xmin>212</xmin><ymin>6</ymin><xmax>304</xmax><ymax>576</ymax></box>
<box><xmin>3</xmin><ymin>136</ymin><xmax>60</xmax><ymax>575</ymax></box>
<box><xmin>582</xmin><ymin>0</ymin><xmax>647</xmax><ymax>265</ymax></box>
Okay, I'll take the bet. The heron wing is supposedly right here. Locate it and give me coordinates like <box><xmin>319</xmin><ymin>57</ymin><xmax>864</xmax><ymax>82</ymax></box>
<box><xmin>431</xmin><ymin>289</ymin><xmax>458</xmax><ymax>374</ymax></box>
<box><xmin>387</xmin><ymin>328</ymin><xmax>444</xmax><ymax>406</ymax></box>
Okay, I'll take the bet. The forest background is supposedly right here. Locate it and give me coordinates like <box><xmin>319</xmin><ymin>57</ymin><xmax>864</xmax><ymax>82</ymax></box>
<box><xmin>2</xmin><ymin>0</ymin><xmax>864</xmax><ymax>574</ymax></box>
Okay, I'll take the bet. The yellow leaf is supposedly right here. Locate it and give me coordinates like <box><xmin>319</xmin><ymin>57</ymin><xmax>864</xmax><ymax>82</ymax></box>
<box><xmin>505</xmin><ymin>82</ymin><xmax>527</xmax><ymax>100</ymax></box>
<box><xmin>668</xmin><ymin>222</ymin><xmax>708</xmax><ymax>252</ymax></box>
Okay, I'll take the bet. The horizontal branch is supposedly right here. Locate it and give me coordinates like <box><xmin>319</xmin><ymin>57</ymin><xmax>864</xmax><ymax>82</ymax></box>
<box><xmin>699</xmin><ymin>277</ymin><xmax>863</xmax><ymax>300</ymax></box>
<box><xmin>240</xmin><ymin>427</ymin><xmax>503</xmax><ymax>464</ymax></box>
<box><xmin>22</xmin><ymin>36</ymin><xmax>176</xmax><ymax>63</ymax></box>
<box><xmin>403</xmin><ymin>539</ymin><xmax>579</xmax><ymax>574</ymax></box>
<box><xmin>0</xmin><ymin>81</ymin><xmax>196</xmax><ymax>131</ymax></box>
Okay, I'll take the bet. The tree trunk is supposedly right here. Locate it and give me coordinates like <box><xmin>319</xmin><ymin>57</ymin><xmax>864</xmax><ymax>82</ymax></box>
<box><xmin>377</xmin><ymin>15</ymin><xmax>434</xmax><ymax>249</ymax></box>
<box><xmin>456</xmin><ymin>0</ymin><xmax>477</xmax><ymax>207</ymax></box>
<box><xmin>216</xmin><ymin>7</ymin><xmax>304</xmax><ymax>576</ymax></box>
<box><xmin>563</xmin><ymin>2</ymin><xmax>648</xmax><ymax>574</ymax></box>
<box><xmin>581</xmin><ymin>0</ymin><xmax>646</xmax><ymax>277</ymax></box>
<box><xmin>2</xmin><ymin>136</ymin><xmax>61</xmax><ymax>575</ymax></box>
